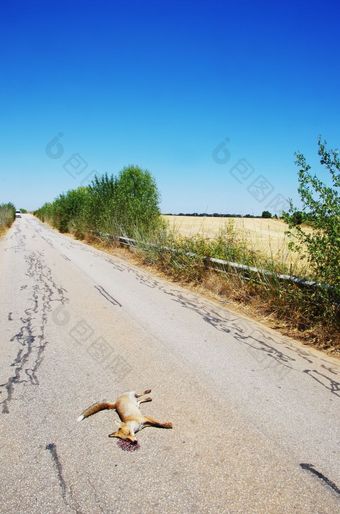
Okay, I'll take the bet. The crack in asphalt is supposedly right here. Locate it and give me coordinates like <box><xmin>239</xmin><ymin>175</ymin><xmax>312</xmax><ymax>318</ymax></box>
<box><xmin>46</xmin><ymin>443</ymin><xmax>83</xmax><ymax>513</ymax></box>
<box><xmin>303</xmin><ymin>369</ymin><xmax>340</xmax><ymax>398</ymax></box>
<box><xmin>4</xmin><ymin>223</ymin><xmax>26</xmax><ymax>253</ymax></box>
<box><xmin>300</xmin><ymin>463</ymin><xmax>340</xmax><ymax>496</ymax></box>
<box><xmin>94</xmin><ymin>285</ymin><xmax>122</xmax><ymax>307</ymax></box>
<box><xmin>46</xmin><ymin>443</ymin><xmax>67</xmax><ymax>500</ymax></box>
<box><xmin>0</xmin><ymin>251</ymin><xmax>68</xmax><ymax>414</ymax></box>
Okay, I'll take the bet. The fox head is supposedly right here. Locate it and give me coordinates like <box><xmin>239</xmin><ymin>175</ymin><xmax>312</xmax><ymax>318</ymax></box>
<box><xmin>110</xmin><ymin>423</ymin><xmax>137</xmax><ymax>443</ymax></box>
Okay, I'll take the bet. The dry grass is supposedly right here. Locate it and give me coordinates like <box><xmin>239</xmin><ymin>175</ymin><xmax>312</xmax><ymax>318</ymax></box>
<box><xmin>0</xmin><ymin>226</ymin><xmax>10</xmax><ymax>239</ymax></box>
<box><xmin>163</xmin><ymin>215</ymin><xmax>310</xmax><ymax>274</ymax></box>
<box><xmin>198</xmin><ymin>272</ymin><xmax>339</xmax><ymax>354</ymax></box>
<box><xmin>0</xmin><ymin>205</ymin><xmax>16</xmax><ymax>236</ymax></box>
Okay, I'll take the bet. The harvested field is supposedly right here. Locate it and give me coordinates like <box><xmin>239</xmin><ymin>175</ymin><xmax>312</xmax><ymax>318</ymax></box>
<box><xmin>163</xmin><ymin>215</ymin><xmax>309</xmax><ymax>273</ymax></box>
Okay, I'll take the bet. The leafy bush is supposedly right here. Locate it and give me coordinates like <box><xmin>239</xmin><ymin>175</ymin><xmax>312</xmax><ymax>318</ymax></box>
<box><xmin>35</xmin><ymin>165</ymin><xmax>162</xmax><ymax>239</ymax></box>
<box><xmin>86</xmin><ymin>174</ymin><xmax>118</xmax><ymax>234</ymax></box>
<box><xmin>54</xmin><ymin>187</ymin><xmax>90</xmax><ymax>233</ymax></box>
<box><xmin>114</xmin><ymin>166</ymin><xmax>161</xmax><ymax>237</ymax></box>
<box><xmin>289</xmin><ymin>211</ymin><xmax>304</xmax><ymax>225</ymax></box>
<box><xmin>284</xmin><ymin>138</ymin><xmax>340</xmax><ymax>294</ymax></box>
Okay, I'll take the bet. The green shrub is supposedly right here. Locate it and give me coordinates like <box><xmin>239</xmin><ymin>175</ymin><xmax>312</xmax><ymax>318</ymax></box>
<box><xmin>114</xmin><ymin>166</ymin><xmax>162</xmax><ymax>237</ymax></box>
<box><xmin>284</xmin><ymin>138</ymin><xmax>340</xmax><ymax>295</ymax></box>
<box><xmin>35</xmin><ymin>165</ymin><xmax>162</xmax><ymax>239</ymax></box>
<box><xmin>86</xmin><ymin>173</ymin><xmax>118</xmax><ymax>234</ymax></box>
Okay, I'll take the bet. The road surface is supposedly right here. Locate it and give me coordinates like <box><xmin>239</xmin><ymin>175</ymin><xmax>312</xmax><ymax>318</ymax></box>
<box><xmin>0</xmin><ymin>215</ymin><xmax>339</xmax><ymax>513</ymax></box>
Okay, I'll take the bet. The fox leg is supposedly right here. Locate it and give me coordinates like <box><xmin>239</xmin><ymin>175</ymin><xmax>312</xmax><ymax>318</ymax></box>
<box><xmin>135</xmin><ymin>389</ymin><xmax>152</xmax><ymax>398</ymax></box>
<box><xmin>138</xmin><ymin>397</ymin><xmax>152</xmax><ymax>405</ymax></box>
<box><xmin>143</xmin><ymin>416</ymin><xmax>173</xmax><ymax>429</ymax></box>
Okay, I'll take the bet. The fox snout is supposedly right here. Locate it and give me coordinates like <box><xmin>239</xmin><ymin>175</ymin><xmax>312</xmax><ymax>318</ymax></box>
<box><xmin>110</xmin><ymin>432</ymin><xmax>137</xmax><ymax>443</ymax></box>
<box><xmin>109</xmin><ymin>426</ymin><xmax>137</xmax><ymax>443</ymax></box>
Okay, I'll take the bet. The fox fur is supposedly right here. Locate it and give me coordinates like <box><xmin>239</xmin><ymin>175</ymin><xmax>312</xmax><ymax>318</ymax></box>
<box><xmin>77</xmin><ymin>389</ymin><xmax>172</xmax><ymax>443</ymax></box>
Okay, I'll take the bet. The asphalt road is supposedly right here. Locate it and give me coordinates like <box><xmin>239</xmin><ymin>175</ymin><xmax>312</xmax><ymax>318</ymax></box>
<box><xmin>0</xmin><ymin>215</ymin><xmax>339</xmax><ymax>514</ymax></box>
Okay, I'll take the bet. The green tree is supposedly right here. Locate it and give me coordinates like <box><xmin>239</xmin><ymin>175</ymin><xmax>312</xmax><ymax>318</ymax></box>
<box><xmin>35</xmin><ymin>167</ymin><xmax>162</xmax><ymax>239</ymax></box>
<box><xmin>261</xmin><ymin>210</ymin><xmax>272</xmax><ymax>218</ymax></box>
<box><xmin>38</xmin><ymin>188</ymin><xmax>89</xmax><ymax>233</ymax></box>
<box><xmin>114</xmin><ymin>165</ymin><xmax>161</xmax><ymax>237</ymax></box>
<box><xmin>87</xmin><ymin>173</ymin><xmax>118</xmax><ymax>233</ymax></box>
<box><xmin>284</xmin><ymin>138</ymin><xmax>340</xmax><ymax>292</ymax></box>
<box><xmin>290</xmin><ymin>211</ymin><xmax>304</xmax><ymax>225</ymax></box>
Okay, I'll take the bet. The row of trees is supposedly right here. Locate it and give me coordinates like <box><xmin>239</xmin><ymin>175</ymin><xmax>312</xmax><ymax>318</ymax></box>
<box><xmin>0</xmin><ymin>203</ymin><xmax>16</xmax><ymax>229</ymax></box>
<box><xmin>166</xmin><ymin>212</ymin><xmax>280</xmax><ymax>218</ymax></box>
<box><xmin>34</xmin><ymin>166</ymin><xmax>162</xmax><ymax>239</ymax></box>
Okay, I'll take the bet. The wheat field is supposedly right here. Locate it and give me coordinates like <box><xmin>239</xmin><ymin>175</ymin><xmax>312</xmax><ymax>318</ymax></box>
<box><xmin>163</xmin><ymin>215</ymin><xmax>306</xmax><ymax>272</ymax></box>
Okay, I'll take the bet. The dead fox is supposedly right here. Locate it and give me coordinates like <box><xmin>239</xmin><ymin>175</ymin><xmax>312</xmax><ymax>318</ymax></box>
<box><xmin>77</xmin><ymin>389</ymin><xmax>173</xmax><ymax>443</ymax></box>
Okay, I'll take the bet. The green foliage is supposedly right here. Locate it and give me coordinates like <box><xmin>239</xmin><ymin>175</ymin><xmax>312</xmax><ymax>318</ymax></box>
<box><xmin>114</xmin><ymin>166</ymin><xmax>161</xmax><ymax>237</ymax></box>
<box><xmin>87</xmin><ymin>173</ymin><xmax>118</xmax><ymax>233</ymax></box>
<box><xmin>289</xmin><ymin>211</ymin><xmax>304</xmax><ymax>225</ymax></box>
<box><xmin>19</xmin><ymin>208</ymin><xmax>28</xmax><ymax>213</ymax></box>
<box><xmin>284</xmin><ymin>138</ymin><xmax>340</xmax><ymax>294</ymax></box>
<box><xmin>262</xmin><ymin>210</ymin><xmax>272</xmax><ymax>218</ymax></box>
<box><xmin>0</xmin><ymin>202</ymin><xmax>16</xmax><ymax>229</ymax></box>
<box><xmin>35</xmin><ymin>165</ymin><xmax>162</xmax><ymax>239</ymax></box>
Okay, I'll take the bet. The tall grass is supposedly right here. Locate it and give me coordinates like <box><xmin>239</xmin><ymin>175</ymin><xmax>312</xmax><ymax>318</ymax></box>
<box><xmin>0</xmin><ymin>203</ymin><xmax>16</xmax><ymax>234</ymax></box>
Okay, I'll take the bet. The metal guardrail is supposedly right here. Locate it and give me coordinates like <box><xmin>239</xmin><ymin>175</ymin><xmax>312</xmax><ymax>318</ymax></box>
<box><xmin>90</xmin><ymin>231</ymin><xmax>332</xmax><ymax>293</ymax></box>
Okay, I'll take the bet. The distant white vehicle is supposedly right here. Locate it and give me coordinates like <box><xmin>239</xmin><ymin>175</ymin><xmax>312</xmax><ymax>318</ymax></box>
<box><xmin>15</xmin><ymin>210</ymin><xmax>21</xmax><ymax>218</ymax></box>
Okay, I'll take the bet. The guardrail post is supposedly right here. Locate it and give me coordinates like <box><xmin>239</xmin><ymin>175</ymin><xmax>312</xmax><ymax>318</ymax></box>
<box><xmin>203</xmin><ymin>256</ymin><xmax>210</xmax><ymax>270</ymax></box>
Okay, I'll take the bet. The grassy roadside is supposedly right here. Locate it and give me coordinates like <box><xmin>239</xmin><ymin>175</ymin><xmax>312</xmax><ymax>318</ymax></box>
<box><xmin>134</xmin><ymin>230</ymin><xmax>339</xmax><ymax>354</ymax></box>
<box><xmin>162</xmin><ymin>215</ymin><xmax>312</xmax><ymax>274</ymax></box>
<box><xmin>46</xmin><ymin>220</ymin><xmax>339</xmax><ymax>356</ymax></box>
<box><xmin>0</xmin><ymin>203</ymin><xmax>16</xmax><ymax>238</ymax></box>
<box><xmin>0</xmin><ymin>223</ymin><xmax>14</xmax><ymax>239</ymax></box>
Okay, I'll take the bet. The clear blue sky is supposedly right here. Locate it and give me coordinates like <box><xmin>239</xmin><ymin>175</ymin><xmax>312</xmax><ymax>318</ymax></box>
<box><xmin>0</xmin><ymin>0</ymin><xmax>339</xmax><ymax>214</ymax></box>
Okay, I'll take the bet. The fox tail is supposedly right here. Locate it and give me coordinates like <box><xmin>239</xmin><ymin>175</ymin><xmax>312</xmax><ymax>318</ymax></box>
<box><xmin>77</xmin><ymin>401</ymin><xmax>116</xmax><ymax>422</ymax></box>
